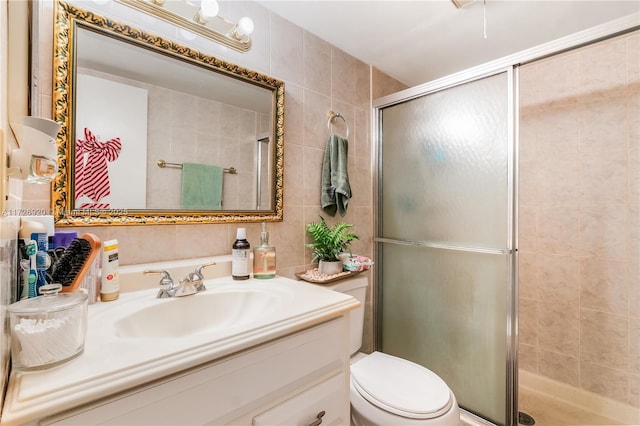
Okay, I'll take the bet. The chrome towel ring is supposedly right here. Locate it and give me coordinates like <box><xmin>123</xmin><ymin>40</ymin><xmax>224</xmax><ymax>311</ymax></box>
<box><xmin>327</xmin><ymin>110</ymin><xmax>349</xmax><ymax>139</ymax></box>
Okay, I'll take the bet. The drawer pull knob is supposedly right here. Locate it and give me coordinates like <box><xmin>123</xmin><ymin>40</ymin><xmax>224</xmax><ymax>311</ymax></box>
<box><xmin>308</xmin><ymin>410</ymin><xmax>325</xmax><ymax>426</ymax></box>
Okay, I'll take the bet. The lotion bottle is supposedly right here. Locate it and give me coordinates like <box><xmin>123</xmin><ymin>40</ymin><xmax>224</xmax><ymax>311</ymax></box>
<box><xmin>232</xmin><ymin>228</ymin><xmax>250</xmax><ymax>280</ymax></box>
<box><xmin>253</xmin><ymin>222</ymin><xmax>276</xmax><ymax>279</ymax></box>
<box><xmin>100</xmin><ymin>239</ymin><xmax>120</xmax><ymax>301</ymax></box>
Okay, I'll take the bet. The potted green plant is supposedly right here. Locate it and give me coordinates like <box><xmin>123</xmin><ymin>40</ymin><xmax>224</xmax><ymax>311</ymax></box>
<box><xmin>305</xmin><ymin>216</ymin><xmax>359</xmax><ymax>274</ymax></box>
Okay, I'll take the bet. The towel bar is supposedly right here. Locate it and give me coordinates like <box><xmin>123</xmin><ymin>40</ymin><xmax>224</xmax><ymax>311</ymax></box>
<box><xmin>327</xmin><ymin>111</ymin><xmax>349</xmax><ymax>139</ymax></box>
<box><xmin>157</xmin><ymin>160</ymin><xmax>237</xmax><ymax>174</ymax></box>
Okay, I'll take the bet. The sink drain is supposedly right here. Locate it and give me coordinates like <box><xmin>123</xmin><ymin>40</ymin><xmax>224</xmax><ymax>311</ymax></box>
<box><xmin>518</xmin><ymin>411</ymin><xmax>536</xmax><ymax>425</ymax></box>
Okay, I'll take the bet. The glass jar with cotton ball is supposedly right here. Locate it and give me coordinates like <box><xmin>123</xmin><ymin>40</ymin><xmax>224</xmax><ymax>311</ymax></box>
<box><xmin>8</xmin><ymin>283</ymin><xmax>88</xmax><ymax>371</ymax></box>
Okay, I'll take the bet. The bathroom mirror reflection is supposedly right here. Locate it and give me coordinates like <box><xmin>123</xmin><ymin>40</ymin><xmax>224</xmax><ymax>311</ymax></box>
<box><xmin>52</xmin><ymin>1</ymin><xmax>284</xmax><ymax>226</ymax></box>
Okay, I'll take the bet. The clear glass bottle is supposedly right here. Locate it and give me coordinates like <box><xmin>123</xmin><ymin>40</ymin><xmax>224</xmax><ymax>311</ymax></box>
<box><xmin>232</xmin><ymin>228</ymin><xmax>250</xmax><ymax>280</ymax></box>
<box><xmin>253</xmin><ymin>222</ymin><xmax>276</xmax><ymax>279</ymax></box>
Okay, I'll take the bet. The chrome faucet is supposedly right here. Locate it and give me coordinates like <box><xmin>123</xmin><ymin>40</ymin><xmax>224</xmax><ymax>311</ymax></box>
<box><xmin>144</xmin><ymin>262</ymin><xmax>217</xmax><ymax>299</ymax></box>
<box><xmin>182</xmin><ymin>262</ymin><xmax>217</xmax><ymax>293</ymax></box>
<box><xmin>143</xmin><ymin>269</ymin><xmax>176</xmax><ymax>298</ymax></box>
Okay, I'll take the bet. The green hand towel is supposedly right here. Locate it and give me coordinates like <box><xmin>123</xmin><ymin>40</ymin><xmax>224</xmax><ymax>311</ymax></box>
<box><xmin>181</xmin><ymin>163</ymin><xmax>223</xmax><ymax>210</ymax></box>
<box><xmin>321</xmin><ymin>134</ymin><xmax>352</xmax><ymax>217</ymax></box>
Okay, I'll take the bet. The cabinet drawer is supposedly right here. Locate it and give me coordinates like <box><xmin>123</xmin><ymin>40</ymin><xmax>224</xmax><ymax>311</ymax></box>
<box><xmin>253</xmin><ymin>373</ymin><xmax>348</xmax><ymax>426</ymax></box>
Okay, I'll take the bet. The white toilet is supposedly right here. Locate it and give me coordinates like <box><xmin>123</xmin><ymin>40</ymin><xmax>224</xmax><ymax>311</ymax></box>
<box><xmin>321</xmin><ymin>275</ymin><xmax>461</xmax><ymax>425</ymax></box>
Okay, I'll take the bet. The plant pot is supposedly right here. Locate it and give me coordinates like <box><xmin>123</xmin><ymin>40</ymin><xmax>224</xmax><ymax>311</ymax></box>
<box><xmin>318</xmin><ymin>260</ymin><xmax>343</xmax><ymax>275</ymax></box>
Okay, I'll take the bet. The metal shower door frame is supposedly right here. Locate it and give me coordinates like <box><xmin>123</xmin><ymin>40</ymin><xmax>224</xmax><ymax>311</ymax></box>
<box><xmin>372</xmin><ymin>65</ymin><xmax>519</xmax><ymax>426</ymax></box>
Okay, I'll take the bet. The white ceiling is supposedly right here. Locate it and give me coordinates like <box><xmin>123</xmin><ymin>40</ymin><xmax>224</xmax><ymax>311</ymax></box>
<box><xmin>258</xmin><ymin>0</ymin><xmax>640</xmax><ymax>87</ymax></box>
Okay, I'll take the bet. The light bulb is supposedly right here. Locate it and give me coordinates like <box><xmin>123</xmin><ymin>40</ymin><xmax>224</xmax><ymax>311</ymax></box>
<box><xmin>200</xmin><ymin>0</ymin><xmax>218</xmax><ymax>19</ymax></box>
<box><xmin>236</xmin><ymin>17</ymin><xmax>254</xmax><ymax>37</ymax></box>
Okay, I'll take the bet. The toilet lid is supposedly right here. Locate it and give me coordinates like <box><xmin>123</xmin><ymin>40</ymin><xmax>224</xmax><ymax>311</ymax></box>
<box><xmin>351</xmin><ymin>352</ymin><xmax>453</xmax><ymax>420</ymax></box>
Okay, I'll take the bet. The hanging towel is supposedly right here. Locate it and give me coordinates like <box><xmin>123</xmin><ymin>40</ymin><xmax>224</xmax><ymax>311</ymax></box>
<box><xmin>181</xmin><ymin>163</ymin><xmax>223</xmax><ymax>209</ymax></box>
<box><xmin>75</xmin><ymin>127</ymin><xmax>121</xmax><ymax>203</ymax></box>
<box><xmin>321</xmin><ymin>134</ymin><xmax>352</xmax><ymax>217</ymax></box>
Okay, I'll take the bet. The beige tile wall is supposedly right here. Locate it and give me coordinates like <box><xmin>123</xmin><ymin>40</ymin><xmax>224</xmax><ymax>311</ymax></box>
<box><xmin>518</xmin><ymin>30</ymin><xmax>640</xmax><ymax>407</ymax></box>
<box><xmin>19</xmin><ymin>0</ymin><xmax>406</xmax><ymax>354</ymax></box>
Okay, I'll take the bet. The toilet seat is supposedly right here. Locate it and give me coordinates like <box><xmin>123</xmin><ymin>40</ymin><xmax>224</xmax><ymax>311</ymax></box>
<box><xmin>350</xmin><ymin>352</ymin><xmax>453</xmax><ymax>420</ymax></box>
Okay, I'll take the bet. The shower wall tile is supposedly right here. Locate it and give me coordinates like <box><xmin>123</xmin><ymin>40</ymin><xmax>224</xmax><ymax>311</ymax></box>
<box><xmin>538</xmin><ymin>350</ymin><xmax>580</xmax><ymax>387</ymax></box>
<box><xmin>537</xmin><ymin>254</ymin><xmax>579</xmax><ymax>305</ymax></box>
<box><xmin>518</xmin><ymin>205</ymin><xmax>537</xmax><ymax>252</ymax></box>
<box><xmin>577</xmin><ymin>37</ymin><xmax>627</xmax><ymax>98</ymax></box>
<box><xmin>536</xmin><ymin>52</ymin><xmax>579</xmax><ymax>106</ymax></box>
<box><xmin>630</xmin><ymin>374</ymin><xmax>640</xmax><ymax>408</ymax></box>
<box><xmin>519</xmin><ymin>298</ymin><xmax>538</xmax><ymax>346</ymax></box>
<box><xmin>580</xmin><ymin>258</ymin><xmax>629</xmax><ymax>314</ymax></box>
<box><xmin>578</xmin><ymin>204</ymin><xmax>628</xmax><ymax>258</ymax></box>
<box><xmin>631</xmin><ymin>262</ymin><xmax>639</xmax><ymax>318</ymax></box>
<box><xmin>519</xmin><ymin>343</ymin><xmax>538</xmax><ymax>373</ymax></box>
<box><xmin>538</xmin><ymin>301</ymin><xmax>579</xmax><ymax>356</ymax></box>
<box><xmin>631</xmin><ymin>316</ymin><xmax>640</xmax><ymax>373</ymax></box>
<box><xmin>578</xmin><ymin>96</ymin><xmax>628</xmax><ymax>153</ymax></box>
<box><xmin>518</xmin><ymin>160</ymin><xmax>538</xmax><ymax>207</ymax></box>
<box><xmin>518</xmin><ymin>111</ymin><xmax>538</xmax><ymax>162</ymax></box>
<box><xmin>580</xmin><ymin>309</ymin><xmax>629</xmax><ymax>370</ymax></box>
<box><xmin>518</xmin><ymin>65</ymin><xmax>539</xmax><ymax>109</ymax></box>
<box><xmin>578</xmin><ymin>151</ymin><xmax>627</xmax><ymax>205</ymax></box>
<box><xmin>520</xmin><ymin>29</ymin><xmax>639</xmax><ymax>407</ymax></box>
<box><xmin>628</xmin><ymin>34</ymin><xmax>640</xmax><ymax>84</ymax></box>
<box><xmin>536</xmin><ymin>205</ymin><xmax>578</xmax><ymax>255</ymax></box>
<box><xmin>535</xmin><ymin>103</ymin><xmax>578</xmax><ymax>159</ymax></box>
<box><xmin>518</xmin><ymin>252</ymin><xmax>537</xmax><ymax>300</ymax></box>
<box><xmin>580</xmin><ymin>361</ymin><xmax>629</xmax><ymax>402</ymax></box>
<box><xmin>535</xmin><ymin>156</ymin><xmax>578</xmax><ymax>205</ymax></box>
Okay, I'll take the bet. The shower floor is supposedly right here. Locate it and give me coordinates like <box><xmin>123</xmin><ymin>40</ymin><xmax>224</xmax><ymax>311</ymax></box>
<box><xmin>518</xmin><ymin>387</ymin><xmax>623</xmax><ymax>425</ymax></box>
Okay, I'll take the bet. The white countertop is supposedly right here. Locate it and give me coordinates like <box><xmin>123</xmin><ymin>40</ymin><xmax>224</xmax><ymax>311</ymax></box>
<box><xmin>1</xmin><ymin>276</ymin><xmax>359</xmax><ymax>425</ymax></box>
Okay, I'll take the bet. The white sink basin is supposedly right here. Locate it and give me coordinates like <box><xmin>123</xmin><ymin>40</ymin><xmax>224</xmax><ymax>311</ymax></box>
<box><xmin>114</xmin><ymin>288</ymin><xmax>281</xmax><ymax>338</ymax></box>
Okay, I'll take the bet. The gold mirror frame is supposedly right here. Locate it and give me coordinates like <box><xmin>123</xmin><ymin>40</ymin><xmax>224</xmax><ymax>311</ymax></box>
<box><xmin>52</xmin><ymin>1</ymin><xmax>284</xmax><ymax>226</ymax></box>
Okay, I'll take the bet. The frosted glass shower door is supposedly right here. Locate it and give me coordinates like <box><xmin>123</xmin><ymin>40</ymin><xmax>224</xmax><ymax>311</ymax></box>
<box><xmin>376</xmin><ymin>71</ymin><xmax>516</xmax><ymax>425</ymax></box>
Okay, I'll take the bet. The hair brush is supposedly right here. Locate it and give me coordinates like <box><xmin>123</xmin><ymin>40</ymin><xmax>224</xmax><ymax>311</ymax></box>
<box><xmin>51</xmin><ymin>233</ymin><xmax>102</xmax><ymax>293</ymax></box>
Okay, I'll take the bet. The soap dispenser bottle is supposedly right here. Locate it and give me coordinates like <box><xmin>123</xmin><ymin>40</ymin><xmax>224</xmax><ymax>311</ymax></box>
<box><xmin>232</xmin><ymin>228</ymin><xmax>250</xmax><ymax>280</ymax></box>
<box><xmin>253</xmin><ymin>222</ymin><xmax>276</xmax><ymax>279</ymax></box>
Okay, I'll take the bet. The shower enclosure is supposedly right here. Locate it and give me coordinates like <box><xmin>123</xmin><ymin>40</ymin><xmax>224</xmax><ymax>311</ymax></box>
<box><xmin>374</xmin><ymin>25</ymin><xmax>639</xmax><ymax>426</ymax></box>
<box><xmin>374</xmin><ymin>69</ymin><xmax>518</xmax><ymax>425</ymax></box>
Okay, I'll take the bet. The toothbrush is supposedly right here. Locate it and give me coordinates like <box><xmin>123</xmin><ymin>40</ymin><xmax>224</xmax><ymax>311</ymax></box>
<box><xmin>24</xmin><ymin>240</ymin><xmax>37</xmax><ymax>298</ymax></box>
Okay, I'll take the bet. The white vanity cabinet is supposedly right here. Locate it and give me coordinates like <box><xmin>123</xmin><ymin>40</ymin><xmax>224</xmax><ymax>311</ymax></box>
<box><xmin>39</xmin><ymin>318</ymin><xmax>350</xmax><ymax>425</ymax></box>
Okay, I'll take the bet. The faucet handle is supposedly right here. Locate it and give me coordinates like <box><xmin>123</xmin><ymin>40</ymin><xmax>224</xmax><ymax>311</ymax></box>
<box><xmin>189</xmin><ymin>261</ymin><xmax>216</xmax><ymax>292</ymax></box>
<box><xmin>144</xmin><ymin>269</ymin><xmax>175</xmax><ymax>298</ymax></box>
<box><xmin>194</xmin><ymin>261</ymin><xmax>217</xmax><ymax>280</ymax></box>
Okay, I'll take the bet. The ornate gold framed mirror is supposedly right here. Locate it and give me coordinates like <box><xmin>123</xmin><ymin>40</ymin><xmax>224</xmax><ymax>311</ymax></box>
<box><xmin>52</xmin><ymin>1</ymin><xmax>284</xmax><ymax>226</ymax></box>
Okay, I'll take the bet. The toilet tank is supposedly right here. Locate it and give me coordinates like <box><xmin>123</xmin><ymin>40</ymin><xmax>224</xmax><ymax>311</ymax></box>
<box><xmin>321</xmin><ymin>275</ymin><xmax>368</xmax><ymax>355</ymax></box>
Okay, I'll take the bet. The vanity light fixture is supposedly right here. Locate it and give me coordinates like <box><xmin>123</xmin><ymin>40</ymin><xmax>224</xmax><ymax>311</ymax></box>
<box><xmin>115</xmin><ymin>0</ymin><xmax>254</xmax><ymax>52</ymax></box>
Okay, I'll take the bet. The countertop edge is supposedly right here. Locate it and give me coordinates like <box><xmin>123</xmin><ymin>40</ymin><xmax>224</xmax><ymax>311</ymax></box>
<box><xmin>1</xmin><ymin>298</ymin><xmax>359</xmax><ymax>425</ymax></box>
